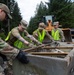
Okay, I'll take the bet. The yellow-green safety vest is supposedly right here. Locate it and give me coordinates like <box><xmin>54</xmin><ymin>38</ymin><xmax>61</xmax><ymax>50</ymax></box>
<box><xmin>38</xmin><ymin>29</ymin><xmax>46</xmax><ymax>43</ymax></box>
<box><xmin>51</xmin><ymin>30</ymin><xmax>60</xmax><ymax>40</ymax></box>
<box><xmin>5</xmin><ymin>32</ymin><xmax>29</xmax><ymax>49</ymax></box>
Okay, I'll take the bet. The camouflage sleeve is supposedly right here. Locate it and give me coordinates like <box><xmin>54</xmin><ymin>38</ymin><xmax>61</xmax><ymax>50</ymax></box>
<box><xmin>0</xmin><ymin>38</ymin><xmax>9</xmax><ymax>51</ymax></box>
<box><xmin>59</xmin><ymin>29</ymin><xmax>65</xmax><ymax>41</ymax></box>
<box><xmin>11</xmin><ymin>29</ymin><xmax>29</xmax><ymax>45</ymax></box>
<box><xmin>11</xmin><ymin>28</ymin><xmax>21</xmax><ymax>39</ymax></box>
<box><xmin>46</xmin><ymin>31</ymin><xmax>54</xmax><ymax>42</ymax></box>
<box><xmin>33</xmin><ymin>29</ymin><xmax>38</xmax><ymax>38</ymax></box>
<box><xmin>24</xmin><ymin>30</ymin><xmax>42</xmax><ymax>45</ymax></box>
<box><xmin>0</xmin><ymin>38</ymin><xmax>19</xmax><ymax>59</ymax></box>
<box><xmin>24</xmin><ymin>30</ymin><xmax>29</xmax><ymax>35</ymax></box>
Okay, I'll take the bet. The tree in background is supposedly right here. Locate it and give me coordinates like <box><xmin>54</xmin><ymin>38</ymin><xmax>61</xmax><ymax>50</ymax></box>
<box><xmin>0</xmin><ymin>0</ymin><xmax>22</xmax><ymax>36</ymax></box>
<box><xmin>71</xmin><ymin>2</ymin><xmax>74</xmax><ymax>28</ymax></box>
<box><xmin>46</xmin><ymin>0</ymin><xmax>72</xmax><ymax>28</ymax></box>
<box><xmin>28</xmin><ymin>0</ymin><xmax>74</xmax><ymax>34</ymax></box>
<box><xmin>11</xmin><ymin>2</ymin><xmax>22</xmax><ymax>28</ymax></box>
<box><xmin>28</xmin><ymin>1</ymin><xmax>48</xmax><ymax>34</ymax></box>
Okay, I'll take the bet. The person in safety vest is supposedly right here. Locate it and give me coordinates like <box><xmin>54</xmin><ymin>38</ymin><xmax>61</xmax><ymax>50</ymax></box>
<box><xmin>5</xmin><ymin>20</ymin><xmax>42</xmax><ymax>49</ymax></box>
<box><xmin>51</xmin><ymin>21</ymin><xmax>65</xmax><ymax>42</ymax></box>
<box><xmin>33</xmin><ymin>22</ymin><xmax>54</xmax><ymax>43</ymax></box>
<box><xmin>0</xmin><ymin>3</ymin><xmax>29</xmax><ymax>75</ymax></box>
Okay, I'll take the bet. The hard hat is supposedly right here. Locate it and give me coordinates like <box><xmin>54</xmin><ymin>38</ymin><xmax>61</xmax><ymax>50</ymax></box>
<box><xmin>0</xmin><ymin>3</ymin><xmax>12</xmax><ymax>19</ymax></box>
<box><xmin>39</xmin><ymin>22</ymin><xmax>46</xmax><ymax>28</ymax></box>
<box><xmin>20</xmin><ymin>20</ymin><xmax>28</xmax><ymax>29</ymax></box>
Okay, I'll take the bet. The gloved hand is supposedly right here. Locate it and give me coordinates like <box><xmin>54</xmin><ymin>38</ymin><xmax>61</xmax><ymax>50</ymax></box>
<box><xmin>28</xmin><ymin>43</ymin><xmax>36</xmax><ymax>48</ymax></box>
<box><xmin>16</xmin><ymin>50</ymin><xmax>29</xmax><ymax>64</ymax></box>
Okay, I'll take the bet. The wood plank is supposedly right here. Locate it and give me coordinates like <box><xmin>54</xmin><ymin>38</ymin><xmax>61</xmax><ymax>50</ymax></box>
<box><xmin>43</xmin><ymin>46</ymin><xmax>74</xmax><ymax>49</ymax></box>
<box><xmin>1</xmin><ymin>45</ymin><xmax>73</xmax><ymax>53</ymax></box>
<box><xmin>30</xmin><ymin>52</ymin><xmax>68</xmax><ymax>56</ymax></box>
<box><xmin>24</xmin><ymin>46</ymin><xmax>73</xmax><ymax>52</ymax></box>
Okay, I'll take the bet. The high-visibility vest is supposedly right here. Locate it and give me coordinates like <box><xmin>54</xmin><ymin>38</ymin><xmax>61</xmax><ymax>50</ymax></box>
<box><xmin>5</xmin><ymin>32</ymin><xmax>28</xmax><ymax>49</ymax></box>
<box><xmin>14</xmin><ymin>33</ymin><xmax>26</xmax><ymax>49</ymax></box>
<box><xmin>51</xmin><ymin>30</ymin><xmax>60</xmax><ymax>40</ymax></box>
<box><xmin>37</xmin><ymin>29</ymin><xmax>46</xmax><ymax>43</ymax></box>
<box><xmin>14</xmin><ymin>33</ymin><xmax>31</xmax><ymax>49</ymax></box>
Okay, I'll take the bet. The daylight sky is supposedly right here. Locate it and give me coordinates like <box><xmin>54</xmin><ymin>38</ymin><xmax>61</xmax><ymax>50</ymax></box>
<box><xmin>15</xmin><ymin>0</ymin><xmax>74</xmax><ymax>23</ymax></box>
<box><xmin>15</xmin><ymin>0</ymin><xmax>48</xmax><ymax>23</ymax></box>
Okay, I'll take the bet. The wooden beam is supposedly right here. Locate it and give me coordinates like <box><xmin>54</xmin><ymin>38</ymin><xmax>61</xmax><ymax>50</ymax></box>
<box><xmin>43</xmin><ymin>46</ymin><xmax>74</xmax><ymax>49</ymax></box>
<box><xmin>30</xmin><ymin>52</ymin><xmax>68</xmax><ymax>56</ymax></box>
<box><xmin>24</xmin><ymin>46</ymin><xmax>73</xmax><ymax>52</ymax></box>
<box><xmin>1</xmin><ymin>45</ymin><xmax>73</xmax><ymax>54</ymax></box>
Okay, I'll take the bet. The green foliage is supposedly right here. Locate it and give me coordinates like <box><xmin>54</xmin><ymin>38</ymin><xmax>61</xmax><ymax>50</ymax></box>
<box><xmin>71</xmin><ymin>2</ymin><xmax>74</xmax><ymax>27</ymax></box>
<box><xmin>27</xmin><ymin>17</ymin><xmax>39</xmax><ymax>34</ymax></box>
<box><xmin>10</xmin><ymin>2</ymin><xmax>22</xmax><ymax>28</ymax></box>
<box><xmin>47</xmin><ymin>0</ymin><xmax>72</xmax><ymax>28</ymax></box>
<box><xmin>28</xmin><ymin>1</ymin><xmax>48</xmax><ymax>34</ymax></box>
<box><xmin>28</xmin><ymin>0</ymin><xmax>74</xmax><ymax>33</ymax></box>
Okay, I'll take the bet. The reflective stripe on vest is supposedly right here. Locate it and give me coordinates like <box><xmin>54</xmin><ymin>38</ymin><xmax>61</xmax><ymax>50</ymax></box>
<box><xmin>51</xmin><ymin>30</ymin><xmax>60</xmax><ymax>40</ymax></box>
<box><xmin>38</xmin><ymin>29</ymin><xmax>46</xmax><ymax>43</ymax></box>
<box><xmin>5</xmin><ymin>31</ymin><xmax>11</xmax><ymax>41</ymax></box>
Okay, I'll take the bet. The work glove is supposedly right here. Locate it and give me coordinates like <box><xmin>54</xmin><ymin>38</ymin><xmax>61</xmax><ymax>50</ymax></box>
<box><xmin>16</xmin><ymin>50</ymin><xmax>29</xmax><ymax>64</ymax></box>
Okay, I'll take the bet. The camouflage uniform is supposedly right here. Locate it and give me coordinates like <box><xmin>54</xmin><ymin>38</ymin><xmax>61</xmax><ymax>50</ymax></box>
<box><xmin>0</xmin><ymin>3</ymin><xmax>13</xmax><ymax>75</ymax></box>
<box><xmin>0</xmin><ymin>38</ymin><xmax>19</xmax><ymax>75</ymax></box>
<box><xmin>0</xmin><ymin>3</ymin><xmax>29</xmax><ymax>75</ymax></box>
<box><xmin>51</xmin><ymin>22</ymin><xmax>65</xmax><ymax>42</ymax></box>
<box><xmin>5</xmin><ymin>20</ymin><xmax>41</xmax><ymax>49</ymax></box>
<box><xmin>33</xmin><ymin>22</ymin><xmax>54</xmax><ymax>43</ymax></box>
<box><xmin>0</xmin><ymin>38</ymin><xmax>19</xmax><ymax>57</ymax></box>
<box><xmin>51</xmin><ymin>28</ymin><xmax>65</xmax><ymax>41</ymax></box>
